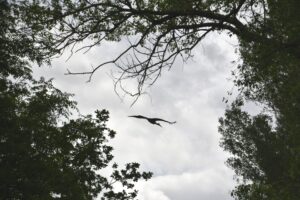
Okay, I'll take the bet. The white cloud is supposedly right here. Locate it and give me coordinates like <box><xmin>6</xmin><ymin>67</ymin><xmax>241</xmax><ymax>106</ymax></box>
<box><xmin>33</xmin><ymin>32</ymin><xmax>238</xmax><ymax>200</ymax></box>
<box><xmin>140</xmin><ymin>188</ymin><xmax>171</xmax><ymax>200</ymax></box>
<box><xmin>137</xmin><ymin>168</ymin><xmax>234</xmax><ymax>200</ymax></box>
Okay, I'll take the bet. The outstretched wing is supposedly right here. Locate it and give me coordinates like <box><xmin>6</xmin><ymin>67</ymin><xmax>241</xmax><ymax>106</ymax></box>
<box><xmin>129</xmin><ymin>115</ymin><xmax>176</xmax><ymax>126</ymax></box>
<box><xmin>151</xmin><ymin>118</ymin><xmax>176</xmax><ymax>124</ymax></box>
<box><xmin>128</xmin><ymin>115</ymin><xmax>148</xmax><ymax>119</ymax></box>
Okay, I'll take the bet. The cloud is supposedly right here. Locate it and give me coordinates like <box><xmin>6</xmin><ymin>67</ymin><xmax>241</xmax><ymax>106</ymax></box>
<box><xmin>138</xmin><ymin>168</ymin><xmax>234</xmax><ymax>200</ymax></box>
<box><xmin>33</xmin><ymin>32</ymin><xmax>238</xmax><ymax>200</ymax></box>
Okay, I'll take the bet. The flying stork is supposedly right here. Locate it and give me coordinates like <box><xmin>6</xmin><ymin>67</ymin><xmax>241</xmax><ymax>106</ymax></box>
<box><xmin>129</xmin><ymin>115</ymin><xmax>176</xmax><ymax>127</ymax></box>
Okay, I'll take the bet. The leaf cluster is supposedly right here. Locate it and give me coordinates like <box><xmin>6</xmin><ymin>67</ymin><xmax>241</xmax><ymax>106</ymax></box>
<box><xmin>13</xmin><ymin>0</ymin><xmax>271</xmax><ymax>98</ymax></box>
<box><xmin>0</xmin><ymin>1</ymin><xmax>152</xmax><ymax>199</ymax></box>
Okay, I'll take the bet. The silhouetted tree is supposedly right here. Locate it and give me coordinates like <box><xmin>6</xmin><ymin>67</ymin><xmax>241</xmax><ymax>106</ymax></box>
<box><xmin>219</xmin><ymin>98</ymin><xmax>300</xmax><ymax>200</ymax></box>
<box><xmin>218</xmin><ymin>1</ymin><xmax>300</xmax><ymax>199</ymax></box>
<box><xmin>3</xmin><ymin>1</ymin><xmax>300</xmax><ymax>199</ymax></box>
<box><xmin>13</xmin><ymin>0</ymin><xmax>299</xmax><ymax>96</ymax></box>
<box><xmin>0</xmin><ymin>2</ymin><xmax>151</xmax><ymax>199</ymax></box>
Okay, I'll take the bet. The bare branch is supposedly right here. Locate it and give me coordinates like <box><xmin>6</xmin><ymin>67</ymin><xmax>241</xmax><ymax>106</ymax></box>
<box><xmin>26</xmin><ymin>0</ymin><xmax>270</xmax><ymax>103</ymax></box>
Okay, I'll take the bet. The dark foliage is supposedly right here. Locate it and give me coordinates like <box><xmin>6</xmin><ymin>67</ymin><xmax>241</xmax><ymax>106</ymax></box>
<box><xmin>2</xmin><ymin>0</ymin><xmax>299</xmax><ymax>199</ymax></box>
<box><xmin>0</xmin><ymin>1</ymin><xmax>151</xmax><ymax>199</ymax></box>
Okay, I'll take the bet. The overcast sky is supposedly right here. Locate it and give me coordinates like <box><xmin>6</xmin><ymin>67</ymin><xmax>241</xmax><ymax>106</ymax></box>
<box><xmin>33</xmin><ymin>33</ymin><xmax>239</xmax><ymax>200</ymax></box>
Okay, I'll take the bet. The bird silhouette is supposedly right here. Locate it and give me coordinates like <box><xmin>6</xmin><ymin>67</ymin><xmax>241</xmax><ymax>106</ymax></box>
<box><xmin>129</xmin><ymin>115</ymin><xmax>176</xmax><ymax>127</ymax></box>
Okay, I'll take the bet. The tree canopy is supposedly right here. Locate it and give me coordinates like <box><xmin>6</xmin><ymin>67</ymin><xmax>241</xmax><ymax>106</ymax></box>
<box><xmin>219</xmin><ymin>98</ymin><xmax>300</xmax><ymax>199</ymax></box>
<box><xmin>218</xmin><ymin>1</ymin><xmax>300</xmax><ymax>198</ymax></box>
<box><xmin>1</xmin><ymin>1</ymin><xmax>151</xmax><ymax>199</ymax></box>
<box><xmin>0</xmin><ymin>77</ymin><xmax>152</xmax><ymax>199</ymax></box>
<box><xmin>14</xmin><ymin>0</ymin><xmax>299</xmax><ymax>96</ymax></box>
<box><xmin>2</xmin><ymin>0</ymin><xmax>300</xmax><ymax>199</ymax></box>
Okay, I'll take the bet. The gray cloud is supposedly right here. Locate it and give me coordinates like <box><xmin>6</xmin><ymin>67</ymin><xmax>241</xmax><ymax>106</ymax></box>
<box><xmin>138</xmin><ymin>168</ymin><xmax>234</xmax><ymax>200</ymax></box>
<box><xmin>33</xmin><ymin>32</ymin><xmax>238</xmax><ymax>200</ymax></box>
